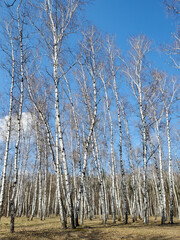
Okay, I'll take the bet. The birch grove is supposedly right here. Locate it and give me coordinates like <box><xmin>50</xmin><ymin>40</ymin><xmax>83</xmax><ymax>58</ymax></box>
<box><xmin>0</xmin><ymin>0</ymin><xmax>179</xmax><ymax>233</ymax></box>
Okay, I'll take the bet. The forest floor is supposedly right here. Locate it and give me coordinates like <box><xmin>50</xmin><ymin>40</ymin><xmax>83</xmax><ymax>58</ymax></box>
<box><xmin>1</xmin><ymin>216</ymin><xmax>180</xmax><ymax>240</ymax></box>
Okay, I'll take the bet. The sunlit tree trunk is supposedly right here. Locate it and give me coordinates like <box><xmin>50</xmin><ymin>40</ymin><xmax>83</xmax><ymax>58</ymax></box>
<box><xmin>10</xmin><ymin>1</ymin><xmax>24</xmax><ymax>232</ymax></box>
<box><xmin>123</xmin><ymin>36</ymin><xmax>151</xmax><ymax>224</ymax></box>
<box><xmin>105</xmin><ymin>38</ymin><xmax>128</xmax><ymax>223</ymax></box>
<box><xmin>47</xmin><ymin>163</ymin><xmax>53</xmax><ymax>217</ymax></box>
<box><xmin>153</xmin><ymin>109</ymin><xmax>166</xmax><ymax>224</ymax></box>
<box><xmin>63</xmin><ymin>74</ymin><xmax>81</xmax><ymax>226</ymax></box>
<box><xmin>157</xmin><ymin>73</ymin><xmax>178</xmax><ymax>224</ymax></box>
<box><xmin>91</xmin><ymin>133</ymin><xmax>106</xmax><ymax>224</ymax></box>
<box><xmin>0</xmin><ymin>17</ymin><xmax>16</xmax><ymax>221</ymax></box>
<box><xmin>100</xmin><ymin>71</ymin><xmax>116</xmax><ymax>223</ymax></box>
<box><xmin>121</xmin><ymin>102</ymin><xmax>137</xmax><ymax>222</ymax></box>
<box><xmin>75</xmin><ymin>27</ymin><xmax>98</xmax><ymax>225</ymax></box>
<box><xmin>42</xmin><ymin>141</ymin><xmax>48</xmax><ymax>220</ymax></box>
<box><xmin>165</xmin><ymin>108</ymin><xmax>174</xmax><ymax>224</ymax></box>
<box><xmin>30</xmin><ymin>170</ymin><xmax>38</xmax><ymax>220</ymax></box>
<box><xmin>36</xmin><ymin>123</ymin><xmax>43</xmax><ymax>220</ymax></box>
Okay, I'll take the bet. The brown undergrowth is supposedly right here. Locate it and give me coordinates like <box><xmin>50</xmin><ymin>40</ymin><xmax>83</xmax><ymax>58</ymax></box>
<box><xmin>1</xmin><ymin>216</ymin><xmax>180</xmax><ymax>240</ymax></box>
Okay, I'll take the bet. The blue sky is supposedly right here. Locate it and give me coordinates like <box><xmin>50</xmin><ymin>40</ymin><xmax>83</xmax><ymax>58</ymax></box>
<box><xmin>85</xmin><ymin>0</ymin><xmax>179</xmax><ymax>156</ymax></box>
<box><xmin>0</xmin><ymin>0</ymin><xmax>178</xmax><ymax>105</ymax></box>
<box><xmin>0</xmin><ymin>1</ymin><xmax>179</xmax><ymax>166</ymax></box>
<box><xmin>85</xmin><ymin>0</ymin><xmax>178</xmax><ymax>73</ymax></box>
<box><xmin>86</xmin><ymin>0</ymin><xmax>176</xmax><ymax>46</ymax></box>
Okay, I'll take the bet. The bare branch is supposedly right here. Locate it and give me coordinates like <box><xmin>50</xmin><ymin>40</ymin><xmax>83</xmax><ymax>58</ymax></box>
<box><xmin>5</xmin><ymin>0</ymin><xmax>17</xmax><ymax>7</ymax></box>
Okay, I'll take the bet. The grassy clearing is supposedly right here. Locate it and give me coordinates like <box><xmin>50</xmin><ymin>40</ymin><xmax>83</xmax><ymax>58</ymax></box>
<box><xmin>1</xmin><ymin>216</ymin><xmax>180</xmax><ymax>240</ymax></box>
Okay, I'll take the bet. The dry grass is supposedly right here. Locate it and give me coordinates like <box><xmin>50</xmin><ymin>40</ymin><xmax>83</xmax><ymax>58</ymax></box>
<box><xmin>1</xmin><ymin>216</ymin><xmax>180</xmax><ymax>240</ymax></box>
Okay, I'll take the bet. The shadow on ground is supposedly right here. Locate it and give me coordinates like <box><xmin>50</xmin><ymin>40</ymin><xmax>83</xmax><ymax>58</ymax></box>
<box><xmin>1</xmin><ymin>226</ymin><xmax>180</xmax><ymax>240</ymax></box>
<box><xmin>1</xmin><ymin>217</ymin><xmax>180</xmax><ymax>240</ymax></box>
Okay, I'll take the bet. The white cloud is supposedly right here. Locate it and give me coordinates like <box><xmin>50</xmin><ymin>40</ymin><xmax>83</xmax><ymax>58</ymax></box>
<box><xmin>0</xmin><ymin>112</ymin><xmax>35</xmax><ymax>142</ymax></box>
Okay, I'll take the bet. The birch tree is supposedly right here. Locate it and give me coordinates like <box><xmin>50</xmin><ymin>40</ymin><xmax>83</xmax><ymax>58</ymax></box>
<box><xmin>0</xmin><ymin>22</ymin><xmax>15</xmax><ymax>220</ymax></box>
<box><xmin>75</xmin><ymin>26</ymin><xmax>99</xmax><ymax>225</ymax></box>
<box><xmin>100</xmin><ymin>68</ymin><xmax>117</xmax><ymax>223</ymax></box>
<box><xmin>0</xmin><ymin>2</ymin><xmax>25</xmax><ymax>234</ymax></box>
<box><xmin>28</xmin><ymin>0</ymin><xmax>87</xmax><ymax>228</ymax></box>
<box><xmin>123</xmin><ymin>35</ymin><xmax>151</xmax><ymax>224</ymax></box>
<box><xmin>150</xmin><ymin>71</ymin><xmax>167</xmax><ymax>224</ymax></box>
<box><xmin>155</xmin><ymin>71</ymin><xmax>179</xmax><ymax>224</ymax></box>
<box><xmin>164</xmin><ymin>0</ymin><xmax>180</xmax><ymax>69</ymax></box>
<box><xmin>106</xmin><ymin>37</ymin><xmax>128</xmax><ymax>224</ymax></box>
<box><xmin>9</xmin><ymin>0</ymin><xmax>25</xmax><ymax>232</ymax></box>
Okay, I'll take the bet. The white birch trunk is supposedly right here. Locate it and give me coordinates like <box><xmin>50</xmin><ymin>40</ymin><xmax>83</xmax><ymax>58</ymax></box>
<box><xmin>165</xmin><ymin>109</ymin><xmax>174</xmax><ymax>224</ymax></box>
<box><xmin>75</xmin><ymin>32</ymin><xmax>98</xmax><ymax>225</ymax></box>
<box><xmin>63</xmin><ymin>74</ymin><xmax>81</xmax><ymax>226</ymax></box>
<box><xmin>47</xmin><ymin>164</ymin><xmax>53</xmax><ymax>217</ymax></box>
<box><xmin>10</xmin><ymin>1</ymin><xmax>24</xmax><ymax>231</ymax></box>
<box><xmin>155</xmin><ymin>119</ymin><xmax>166</xmax><ymax>223</ymax></box>
<box><xmin>91</xmin><ymin>133</ymin><xmax>106</xmax><ymax>224</ymax></box>
<box><xmin>100</xmin><ymin>72</ymin><xmax>116</xmax><ymax>223</ymax></box>
<box><xmin>30</xmin><ymin>171</ymin><xmax>38</xmax><ymax>221</ymax></box>
<box><xmin>105</xmin><ymin>38</ymin><xmax>128</xmax><ymax>223</ymax></box>
<box><xmin>0</xmin><ymin>20</ymin><xmax>15</xmax><ymax>220</ymax></box>
<box><xmin>121</xmin><ymin>103</ymin><xmax>137</xmax><ymax>222</ymax></box>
